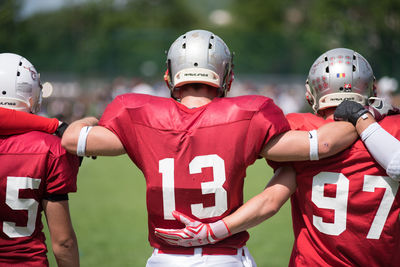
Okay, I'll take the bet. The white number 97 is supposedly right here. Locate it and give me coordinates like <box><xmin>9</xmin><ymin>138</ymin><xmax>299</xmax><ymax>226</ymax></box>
<box><xmin>311</xmin><ymin>172</ymin><xmax>399</xmax><ymax>239</ymax></box>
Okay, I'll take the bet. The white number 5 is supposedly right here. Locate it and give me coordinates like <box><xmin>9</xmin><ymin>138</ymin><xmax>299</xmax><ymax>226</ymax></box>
<box><xmin>159</xmin><ymin>154</ymin><xmax>228</xmax><ymax>220</ymax></box>
<box><xmin>3</xmin><ymin>177</ymin><xmax>41</xmax><ymax>238</ymax></box>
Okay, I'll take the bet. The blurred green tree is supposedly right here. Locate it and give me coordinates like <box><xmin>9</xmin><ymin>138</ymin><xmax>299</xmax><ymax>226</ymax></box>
<box><xmin>3</xmin><ymin>0</ymin><xmax>399</xmax><ymax>79</ymax></box>
<box><xmin>228</xmin><ymin>0</ymin><xmax>400</xmax><ymax>78</ymax></box>
<box><xmin>15</xmin><ymin>0</ymin><xmax>200</xmax><ymax>77</ymax></box>
<box><xmin>0</xmin><ymin>0</ymin><xmax>21</xmax><ymax>52</ymax></box>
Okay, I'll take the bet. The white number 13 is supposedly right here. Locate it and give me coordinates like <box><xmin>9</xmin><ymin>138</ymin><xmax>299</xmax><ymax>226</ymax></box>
<box><xmin>159</xmin><ymin>154</ymin><xmax>228</xmax><ymax>220</ymax></box>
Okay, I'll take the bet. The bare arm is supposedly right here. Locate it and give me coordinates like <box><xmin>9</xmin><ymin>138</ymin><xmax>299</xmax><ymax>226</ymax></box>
<box><xmin>43</xmin><ymin>200</ymin><xmax>79</xmax><ymax>267</ymax></box>
<box><xmin>223</xmin><ymin>166</ymin><xmax>296</xmax><ymax>234</ymax></box>
<box><xmin>61</xmin><ymin>117</ymin><xmax>126</xmax><ymax>156</ymax></box>
<box><xmin>261</xmin><ymin>121</ymin><xmax>357</xmax><ymax>162</ymax></box>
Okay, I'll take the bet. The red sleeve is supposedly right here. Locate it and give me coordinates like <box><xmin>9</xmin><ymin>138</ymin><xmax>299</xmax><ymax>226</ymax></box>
<box><xmin>0</xmin><ymin>107</ymin><xmax>59</xmax><ymax>135</ymax></box>
<box><xmin>98</xmin><ymin>96</ymin><xmax>125</xmax><ymax>140</ymax></box>
<box><xmin>45</xmin><ymin>148</ymin><xmax>80</xmax><ymax>196</ymax></box>
<box><xmin>245</xmin><ymin>99</ymin><xmax>290</xmax><ymax>166</ymax></box>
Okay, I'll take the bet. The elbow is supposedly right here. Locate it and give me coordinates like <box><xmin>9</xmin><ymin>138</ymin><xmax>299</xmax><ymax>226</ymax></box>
<box><xmin>52</xmin><ymin>235</ymin><xmax>78</xmax><ymax>256</ymax></box>
<box><xmin>267</xmin><ymin>204</ymin><xmax>281</xmax><ymax>217</ymax></box>
<box><xmin>318</xmin><ymin>141</ymin><xmax>332</xmax><ymax>158</ymax></box>
<box><xmin>317</xmin><ymin>137</ymin><xmax>337</xmax><ymax>159</ymax></box>
<box><xmin>258</xmin><ymin>202</ymin><xmax>281</xmax><ymax>221</ymax></box>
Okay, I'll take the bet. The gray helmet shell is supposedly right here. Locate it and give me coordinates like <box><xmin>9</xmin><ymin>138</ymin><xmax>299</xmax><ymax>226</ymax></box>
<box><xmin>306</xmin><ymin>48</ymin><xmax>375</xmax><ymax>114</ymax></box>
<box><xmin>165</xmin><ymin>30</ymin><xmax>233</xmax><ymax>99</ymax></box>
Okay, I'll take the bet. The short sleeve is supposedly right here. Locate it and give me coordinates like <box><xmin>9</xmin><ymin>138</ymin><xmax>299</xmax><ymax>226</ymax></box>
<box><xmin>244</xmin><ymin>99</ymin><xmax>290</xmax><ymax>165</ymax></box>
<box><xmin>45</xmin><ymin>151</ymin><xmax>80</xmax><ymax>196</ymax></box>
<box><xmin>98</xmin><ymin>96</ymin><xmax>126</xmax><ymax>142</ymax></box>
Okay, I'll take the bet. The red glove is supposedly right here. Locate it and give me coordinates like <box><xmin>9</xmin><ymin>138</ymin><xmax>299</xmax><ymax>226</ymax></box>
<box><xmin>154</xmin><ymin>211</ymin><xmax>231</xmax><ymax>247</ymax></box>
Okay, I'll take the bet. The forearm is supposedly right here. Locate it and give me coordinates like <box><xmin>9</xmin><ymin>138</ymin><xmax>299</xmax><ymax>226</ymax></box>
<box><xmin>61</xmin><ymin>117</ymin><xmax>99</xmax><ymax>153</ymax></box>
<box><xmin>44</xmin><ymin>200</ymin><xmax>80</xmax><ymax>267</ymax></box>
<box><xmin>62</xmin><ymin>117</ymin><xmax>126</xmax><ymax>156</ymax></box>
<box><xmin>52</xmin><ymin>235</ymin><xmax>79</xmax><ymax>267</ymax></box>
<box><xmin>223</xmin><ymin>190</ymin><xmax>280</xmax><ymax>235</ymax></box>
<box><xmin>316</xmin><ymin>121</ymin><xmax>357</xmax><ymax>158</ymax></box>
<box><xmin>223</xmin><ymin>166</ymin><xmax>296</xmax><ymax>235</ymax></box>
<box><xmin>0</xmin><ymin>107</ymin><xmax>59</xmax><ymax>135</ymax></box>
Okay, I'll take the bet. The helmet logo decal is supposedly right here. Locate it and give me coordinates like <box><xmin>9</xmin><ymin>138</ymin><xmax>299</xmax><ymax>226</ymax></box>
<box><xmin>183</xmin><ymin>72</ymin><xmax>210</xmax><ymax>78</ymax></box>
<box><xmin>23</xmin><ymin>66</ymin><xmax>38</xmax><ymax>80</ymax></box>
<box><xmin>0</xmin><ymin>101</ymin><xmax>16</xmax><ymax>106</ymax></box>
<box><xmin>344</xmin><ymin>84</ymin><xmax>352</xmax><ymax>89</ymax></box>
<box><xmin>337</xmin><ymin>73</ymin><xmax>346</xmax><ymax>78</ymax></box>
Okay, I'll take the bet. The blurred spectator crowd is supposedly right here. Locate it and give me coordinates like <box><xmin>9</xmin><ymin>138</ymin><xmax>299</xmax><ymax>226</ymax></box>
<box><xmin>39</xmin><ymin>75</ymin><xmax>400</xmax><ymax>123</ymax></box>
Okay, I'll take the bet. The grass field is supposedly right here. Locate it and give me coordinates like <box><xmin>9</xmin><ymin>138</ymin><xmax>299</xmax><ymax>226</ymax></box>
<box><xmin>44</xmin><ymin>155</ymin><xmax>293</xmax><ymax>266</ymax></box>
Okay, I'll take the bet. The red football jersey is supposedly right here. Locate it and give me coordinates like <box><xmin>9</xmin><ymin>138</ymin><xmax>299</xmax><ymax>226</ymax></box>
<box><xmin>286</xmin><ymin>113</ymin><xmax>400</xmax><ymax>267</ymax></box>
<box><xmin>99</xmin><ymin>93</ymin><xmax>290</xmax><ymax>251</ymax></box>
<box><xmin>0</xmin><ymin>131</ymin><xmax>79</xmax><ymax>266</ymax></box>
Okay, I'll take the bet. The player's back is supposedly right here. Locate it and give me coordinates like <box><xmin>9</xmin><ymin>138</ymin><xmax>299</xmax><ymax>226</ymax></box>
<box><xmin>287</xmin><ymin>113</ymin><xmax>400</xmax><ymax>267</ymax></box>
<box><xmin>0</xmin><ymin>131</ymin><xmax>78</xmax><ymax>266</ymax></box>
<box><xmin>99</xmin><ymin>93</ymin><xmax>290</xmax><ymax>251</ymax></box>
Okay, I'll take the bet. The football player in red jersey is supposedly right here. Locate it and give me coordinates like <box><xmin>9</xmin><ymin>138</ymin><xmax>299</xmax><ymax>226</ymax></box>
<box><xmin>155</xmin><ymin>48</ymin><xmax>400</xmax><ymax>267</ymax></box>
<box><xmin>60</xmin><ymin>31</ymin><xmax>356</xmax><ymax>267</ymax></box>
<box><xmin>0</xmin><ymin>53</ymin><xmax>80</xmax><ymax>267</ymax></box>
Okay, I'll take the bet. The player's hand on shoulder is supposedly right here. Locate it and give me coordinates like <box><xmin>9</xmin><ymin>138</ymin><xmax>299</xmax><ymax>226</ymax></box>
<box><xmin>334</xmin><ymin>100</ymin><xmax>370</xmax><ymax>125</ymax></box>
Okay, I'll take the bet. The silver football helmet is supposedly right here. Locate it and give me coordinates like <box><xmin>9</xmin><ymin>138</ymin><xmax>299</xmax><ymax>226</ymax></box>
<box><xmin>306</xmin><ymin>48</ymin><xmax>375</xmax><ymax>114</ymax></box>
<box><xmin>164</xmin><ymin>29</ymin><xmax>234</xmax><ymax>99</ymax></box>
<box><xmin>0</xmin><ymin>53</ymin><xmax>42</xmax><ymax>113</ymax></box>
